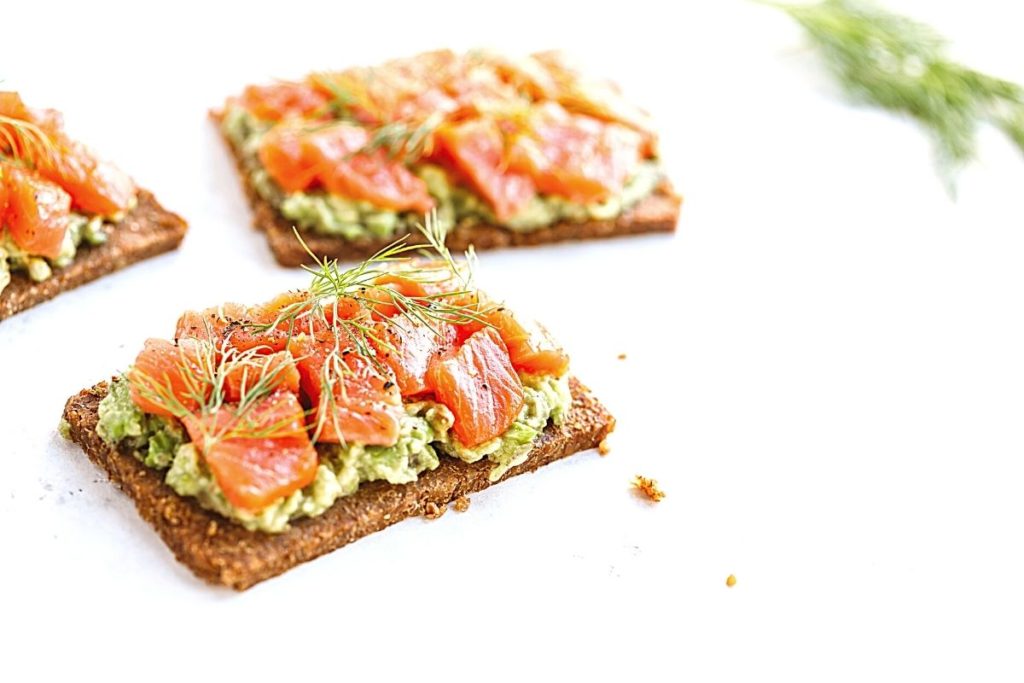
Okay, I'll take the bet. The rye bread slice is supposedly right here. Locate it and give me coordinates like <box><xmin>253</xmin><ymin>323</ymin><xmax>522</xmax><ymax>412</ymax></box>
<box><xmin>62</xmin><ymin>376</ymin><xmax>615</xmax><ymax>590</ymax></box>
<box><xmin>217</xmin><ymin>123</ymin><xmax>680</xmax><ymax>266</ymax></box>
<box><xmin>0</xmin><ymin>190</ymin><xmax>187</xmax><ymax>320</ymax></box>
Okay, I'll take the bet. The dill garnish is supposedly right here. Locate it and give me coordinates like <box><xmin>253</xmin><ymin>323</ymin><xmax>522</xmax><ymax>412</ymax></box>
<box><xmin>0</xmin><ymin>114</ymin><xmax>55</xmax><ymax>167</ymax></box>
<box><xmin>356</xmin><ymin>111</ymin><xmax>446</xmax><ymax>163</ymax></box>
<box><xmin>279</xmin><ymin>211</ymin><xmax>489</xmax><ymax>339</ymax></box>
<box><xmin>131</xmin><ymin>213</ymin><xmax>494</xmax><ymax>446</ymax></box>
<box><xmin>308</xmin><ymin>71</ymin><xmax>364</xmax><ymax>121</ymax></box>
<box><xmin>308</xmin><ymin>69</ymin><xmax>445</xmax><ymax>163</ymax></box>
<box><xmin>768</xmin><ymin>0</ymin><xmax>1024</xmax><ymax>189</ymax></box>
<box><xmin>270</xmin><ymin>212</ymin><xmax>493</xmax><ymax>442</ymax></box>
<box><xmin>128</xmin><ymin>341</ymin><xmax>304</xmax><ymax>443</ymax></box>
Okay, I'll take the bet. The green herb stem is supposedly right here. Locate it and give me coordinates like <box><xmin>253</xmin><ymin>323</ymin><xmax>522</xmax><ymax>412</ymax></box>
<box><xmin>768</xmin><ymin>0</ymin><xmax>1024</xmax><ymax>189</ymax></box>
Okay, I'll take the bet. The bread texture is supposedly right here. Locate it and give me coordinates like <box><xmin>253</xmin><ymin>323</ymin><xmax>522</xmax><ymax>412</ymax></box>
<box><xmin>62</xmin><ymin>376</ymin><xmax>615</xmax><ymax>590</ymax></box>
<box><xmin>217</xmin><ymin>124</ymin><xmax>680</xmax><ymax>266</ymax></box>
<box><xmin>0</xmin><ymin>190</ymin><xmax>187</xmax><ymax>320</ymax></box>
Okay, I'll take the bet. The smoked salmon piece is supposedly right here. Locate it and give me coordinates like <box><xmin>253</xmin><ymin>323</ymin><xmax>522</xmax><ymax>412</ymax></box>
<box><xmin>1</xmin><ymin>91</ymin><xmax>136</xmax><ymax>218</ymax></box>
<box><xmin>37</xmin><ymin>140</ymin><xmax>137</xmax><ymax>217</ymax></box>
<box><xmin>427</xmin><ymin>327</ymin><xmax>524</xmax><ymax>447</ymax></box>
<box><xmin>480</xmin><ymin>308</ymin><xmax>569</xmax><ymax>377</ymax></box>
<box><xmin>360</xmin><ymin>265</ymin><xmax>473</xmax><ymax>318</ymax></box>
<box><xmin>372</xmin><ymin>317</ymin><xmax>457</xmax><ymax>397</ymax></box>
<box><xmin>184</xmin><ymin>390</ymin><xmax>318</xmax><ymax>511</ymax></box>
<box><xmin>529</xmin><ymin>51</ymin><xmax>657</xmax><ymax>148</ymax></box>
<box><xmin>257</xmin><ymin>125</ymin><xmax>323</xmax><ymax>193</ymax></box>
<box><xmin>240</xmin><ymin>82</ymin><xmax>329</xmax><ymax>122</ymax></box>
<box><xmin>0</xmin><ymin>91</ymin><xmax>31</xmax><ymax>120</ymax></box>
<box><xmin>129</xmin><ymin>338</ymin><xmax>212</xmax><ymax>419</ymax></box>
<box><xmin>507</xmin><ymin>102</ymin><xmax>643</xmax><ymax>205</ymax></box>
<box><xmin>258</xmin><ymin>122</ymin><xmax>434</xmax><ymax>212</ymax></box>
<box><xmin>0</xmin><ymin>170</ymin><xmax>8</xmax><ymax>218</ymax></box>
<box><xmin>319</xmin><ymin>146</ymin><xmax>434</xmax><ymax>213</ymax></box>
<box><xmin>174</xmin><ymin>303</ymin><xmax>280</xmax><ymax>352</ymax></box>
<box><xmin>223</xmin><ymin>351</ymin><xmax>301</xmax><ymax>403</ymax></box>
<box><xmin>3</xmin><ymin>164</ymin><xmax>72</xmax><ymax>260</ymax></box>
<box><xmin>291</xmin><ymin>333</ymin><xmax>404</xmax><ymax>446</ymax></box>
<box><xmin>434</xmin><ymin>118</ymin><xmax>535</xmax><ymax>222</ymax></box>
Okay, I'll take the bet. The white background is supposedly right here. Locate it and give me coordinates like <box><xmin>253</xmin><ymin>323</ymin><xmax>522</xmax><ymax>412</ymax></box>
<box><xmin>2</xmin><ymin>0</ymin><xmax>1023</xmax><ymax>679</ymax></box>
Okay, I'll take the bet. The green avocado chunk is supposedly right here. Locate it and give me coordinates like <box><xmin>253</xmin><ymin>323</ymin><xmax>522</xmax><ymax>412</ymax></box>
<box><xmin>97</xmin><ymin>377</ymin><xmax>185</xmax><ymax>468</ymax></box>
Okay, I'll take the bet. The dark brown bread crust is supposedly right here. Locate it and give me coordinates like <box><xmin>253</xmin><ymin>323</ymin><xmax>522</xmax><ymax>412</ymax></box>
<box><xmin>62</xmin><ymin>377</ymin><xmax>615</xmax><ymax>591</ymax></box>
<box><xmin>0</xmin><ymin>191</ymin><xmax>187</xmax><ymax>320</ymax></box>
<box><xmin>217</xmin><ymin>124</ymin><xmax>680</xmax><ymax>266</ymax></box>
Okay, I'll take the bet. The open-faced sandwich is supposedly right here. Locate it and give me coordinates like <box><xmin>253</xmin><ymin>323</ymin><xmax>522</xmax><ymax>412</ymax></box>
<box><xmin>0</xmin><ymin>92</ymin><xmax>186</xmax><ymax>319</ymax></box>
<box><xmin>216</xmin><ymin>49</ymin><xmax>680</xmax><ymax>266</ymax></box>
<box><xmin>61</xmin><ymin>219</ymin><xmax>614</xmax><ymax>589</ymax></box>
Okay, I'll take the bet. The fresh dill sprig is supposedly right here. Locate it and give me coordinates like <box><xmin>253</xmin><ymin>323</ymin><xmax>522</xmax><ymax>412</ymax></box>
<box><xmin>308</xmin><ymin>69</ymin><xmax>444</xmax><ymax>163</ymax></box>
<box><xmin>768</xmin><ymin>0</ymin><xmax>1024</xmax><ymax>189</ymax></box>
<box><xmin>0</xmin><ymin>114</ymin><xmax>55</xmax><ymax>167</ymax></box>
<box><xmin>309</xmin><ymin>72</ymin><xmax>360</xmax><ymax>122</ymax></box>
<box><xmin>131</xmin><ymin>214</ymin><xmax>494</xmax><ymax>447</ymax></box>
<box><xmin>129</xmin><ymin>338</ymin><xmax>308</xmax><ymax>444</ymax></box>
<box><xmin>263</xmin><ymin>212</ymin><xmax>493</xmax><ymax>443</ymax></box>
<box><xmin>283</xmin><ymin>210</ymin><xmax>490</xmax><ymax>336</ymax></box>
<box><xmin>355</xmin><ymin>111</ymin><xmax>445</xmax><ymax>163</ymax></box>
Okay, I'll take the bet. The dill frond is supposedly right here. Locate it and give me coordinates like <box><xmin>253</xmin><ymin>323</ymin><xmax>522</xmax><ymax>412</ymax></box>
<box><xmin>0</xmin><ymin>114</ymin><xmax>56</xmax><ymax>167</ymax></box>
<box><xmin>769</xmin><ymin>0</ymin><xmax>1024</xmax><ymax>190</ymax></box>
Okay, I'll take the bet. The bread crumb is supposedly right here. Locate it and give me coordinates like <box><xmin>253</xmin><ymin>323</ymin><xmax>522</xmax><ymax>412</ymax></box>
<box><xmin>598</xmin><ymin>438</ymin><xmax>611</xmax><ymax>456</ymax></box>
<box><xmin>726</xmin><ymin>574</ymin><xmax>737</xmax><ymax>588</ymax></box>
<box><xmin>206</xmin><ymin>520</ymin><xmax>218</xmax><ymax>537</ymax></box>
<box><xmin>423</xmin><ymin>501</ymin><xmax>446</xmax><ymax>520</ymax></box>
<box><xmin>617</xmin><ymin>353</ymin><xmax>627</xmax><ymax>360</ymax></box>
<box><xmin>453</xmin><ymin>496</ymin><xmax>471</xmax><ymax>513</ymax></box>
<box><xmin>632</xmin><ymin>475</ymin><xmax>665</xmax><ymax>503</ymax></box>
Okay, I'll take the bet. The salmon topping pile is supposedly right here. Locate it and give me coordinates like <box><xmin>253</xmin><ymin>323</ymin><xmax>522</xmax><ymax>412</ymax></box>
<box><xmin>126</xmin><ymin>231</ymin><xmax>569</xmax><ymax>512</ymax></box>
<box><xmin>0</xmin><ymin>92</ymin><xmax>136</xmax><ymax>260</ymax></box>
<box><xmin>228</xmin><ymin>50</ymin><xmax>658</xmax><ymax>221</ymax></box>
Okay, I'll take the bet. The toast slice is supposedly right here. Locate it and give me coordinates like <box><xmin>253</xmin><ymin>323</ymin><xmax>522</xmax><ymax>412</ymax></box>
<box><xmin>218</xmin><ymin>125</ymin><xmax>681</xmax><ymax>266</ymax></box>
<box><xmin>62</xmin><ymin>376</ymin><xmax>614</xmax><ymax>591</ymax></box>
<box><xmin>0</xmin><ymin>190</ymin><xmax>187</xmax><ymax>320</ymax></box>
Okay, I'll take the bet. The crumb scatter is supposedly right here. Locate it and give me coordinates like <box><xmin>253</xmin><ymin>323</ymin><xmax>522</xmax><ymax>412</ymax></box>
<box><xmin>453</xmin><ymin>496</ymin><xmax>471</xmax><ymax>513</ymax></box>
<box><xmin>632</xmin><ymin>475</ymin><xmax>665</xmax><ymax>502</ymax></box>
<box><xmin>423</xmin><ymin>501</ymin><xmax>446</xmax><ymax>520</ymax></box>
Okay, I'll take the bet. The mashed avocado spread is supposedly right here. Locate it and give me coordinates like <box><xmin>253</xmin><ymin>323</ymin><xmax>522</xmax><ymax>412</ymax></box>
<box><xmin>221</xmin><ymin>107</ymin><xmax>664</xmax><ymax>241</ymax></box>
<box><xmin>0</xmin><ymin>214</ymin><xmax>109</xmax><ymax>297</ymax></box>
<box><xmin>96</xmin><ymin>373</ymin><xmax>572</xmax><ymax>533</ymax></box>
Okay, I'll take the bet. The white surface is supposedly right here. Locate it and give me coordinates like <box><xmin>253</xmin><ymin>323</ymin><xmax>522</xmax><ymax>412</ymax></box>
<box><xmin>2</xmin><ymin>0</ymin><xmax>1024</xmax><ymax>679</ymax></box>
